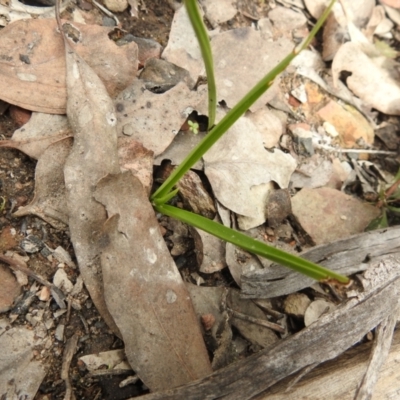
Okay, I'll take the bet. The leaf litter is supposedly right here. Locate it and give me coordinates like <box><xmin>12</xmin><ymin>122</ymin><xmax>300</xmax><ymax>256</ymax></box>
<box><xmin>0</xmin><ymin>0</ymin><xmax>399</xmax><ymax>398</ymax></box>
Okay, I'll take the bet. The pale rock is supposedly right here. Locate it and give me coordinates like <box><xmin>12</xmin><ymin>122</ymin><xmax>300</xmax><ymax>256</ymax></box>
<box><xmin>53</xmin><ymin>269</ymin><xmax>74</xmax><ymax>294</ymax></box>
<box><xmin>104</xmin><ymin>0</ymin><xmax>128</xmax><ymax>12</ymax></box>
<box><xmin>304</xmin><ymin>299</ymin><xmax>336</xmax><ymax>326</ymax></box>
<box><xmin>283</xmin><ymin>293</ymin><xmax>311</xmax><ymax>318</ymax></box>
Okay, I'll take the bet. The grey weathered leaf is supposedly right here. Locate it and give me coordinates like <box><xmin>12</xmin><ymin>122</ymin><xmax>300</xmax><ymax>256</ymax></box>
<box><xmin>59</xmin><ymin>18</ymin><xmax>121</xmax><ymax>336</ymax></box>
<box><xmin>13</xmin><ymin>138</ymin><xmax>71</xmax><ymax>229</ymax></box>
<box><xmin>95</xmin><ymin>172</ymin><xmax>212</xmax><ymax>391</ymax></box>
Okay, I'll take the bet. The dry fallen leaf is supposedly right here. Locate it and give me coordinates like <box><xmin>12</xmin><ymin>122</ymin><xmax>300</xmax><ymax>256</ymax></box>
<box><xmin>0</xmin><ymin>323</ymin><xmax>47</xmax><ymax>399</ymax></box>
<box><xmin>0</xmin><ymin>18</ymin><xmax>138</xmax><ymax>113</ymax></box>
<box><xmin>203</xmin><ymin>112</ymin><xmax>297</xmax><ymax>230</ymax></box>
<box><xmin>332</xmin><ymin>41</ymin><xmax>400</xmax><ymax>115</ymax></box>
<box><xmin>13</xmin><ymin>138</ymin><xmax>71</xmax><ymax>229</ymax></box>
<box><xmin>58</xmin><ymin>16</ymin><xmax>121</xmax><ymax>336</ymax></box>
<box><xmin>0</xmin><ymin>112</ymin><xmax>71</xmax><ymax>159</ymax></box>
<box><xmin>211</xmin><ymin>27</ymin><xmax>294</xmax><ymax>111</ymax></box>
<box><xmin>115</xmin><ymin>80</ymin><xmax>204</xmax><ymax>157</ymax></box>
<box><xmin>95</xmin><ymin>172</ymin><xmax>212</xmax><ymax>391</ymax></box>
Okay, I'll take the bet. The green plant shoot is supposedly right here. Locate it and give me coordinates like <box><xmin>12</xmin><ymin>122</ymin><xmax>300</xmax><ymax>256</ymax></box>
<box><xmin>152</xmin><ymin>0</ymin><xmax>337</xmax><ymax>202</ymax></box>
<box><xmin>152</xmin><ymin>0</ymin><xmax>349</xmax><ymax>284</ymax></box>
<box><xmin>156</xmin><ymin>204</ymin><xmax>349</xmax><ymax>283</ymax></box>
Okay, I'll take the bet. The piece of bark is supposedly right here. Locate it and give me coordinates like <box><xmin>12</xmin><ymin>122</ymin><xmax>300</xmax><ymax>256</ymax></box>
<box><xmin>95</xmin><ymin>172</ymin><xmax>212</xmax><ymax>391</ymax></box>
<box><xmin>135</xmin><ymin>255</ymin><xmax>400</xmax><ymax>400</ymax></box>
<box><xmin>253</xmin><ymin>326</ymin><xmax>400</xmax><ymax>400</ymax></box>
<box><xmin>241</xmin><ymin>226</ymin><xmax>400</xmax><ymax>298</ymax></box>
<box><xmin>61</xmin><ymin>333</ymin><xmax>79</xmax><ymax>400</ymax></box>
<box><xmin>58</xmin><ymin>12</ymin><xmax>121</xmax><ymax>336</ymax></box>
<box><xmin>354</xmin><ymin>313</ymin><xmax>399</xmax><ymax>400</ymax></box>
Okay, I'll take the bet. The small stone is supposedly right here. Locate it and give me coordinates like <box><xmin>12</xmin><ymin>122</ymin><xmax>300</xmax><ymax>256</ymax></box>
<box><xmin>103</xmin><ymin>0</ymin><xmax>128</xmax><ymax>12</ymax></box>
<box><xmin>140</xmin><ymin>58</ymin><xmax>194</xmax><ymax>92</ymax></box>
<box><xmin>44</xmin><ymin>318</ymin><xmax>54</xmax><ymax>331</ymax></box>
<box><xmin>9</xmin><ymin>105</ymin><xmax>31</xmax><ymax>127</ymax></box>
<box><xmin>20</xmin><ymin>235</ymin><xmax>43</xmax><ymax>253</ymax></box>
<box><xmin>55</xmin><ymin>323</ymin><xmax>65</xmax><ymax>341</ymax></box>
<box><xmin>38</xmin><ymin>286</ymin><xmax>51</xmax><ymax>302</ymax></box>
<box><xmin>118</xmin><ymin>35</ymin><xmax>162</xmax><ymax>67</ymax></box>
<box><xmin>53</xmin><ymin>246</ymin><xmax>76</xmax><ymax>269</ymax></box>
<box><xmin>102</xmin><ymin>16</ymin><xmax>116</xmax><ymax>27</ymax></box>
<box><xmin>35</xmin><ymin>322</ymin><xmax>48</xmax><ymax>339</ymax></box>
<box><xmin>283</xmin><ymin>293</ymin><xmax>311</xmax><ymax>318</ymax></box>
<box><xmin>289</xmin><ymin>123</ymin><xmax>314</xmax><ymax>156</ymax></box>
<box><xmin>304</xmin><ymin>300</ymin><xmax>336</xmax><ymax>326</ymax></box>
<box><xmin>53</xmin><ymin>269</ymin><xmax>74</xmax><ymax>294</ymax></box>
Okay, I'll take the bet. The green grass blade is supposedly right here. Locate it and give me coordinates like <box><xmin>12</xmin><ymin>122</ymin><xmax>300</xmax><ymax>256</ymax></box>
<box><xmin>185</xmin><ymin>0</ymin><xmax>216</xmax><ymax>129</ymax></box>
<box><xmin>155</xmin><ymin>204</ymin><xmax>349</xmax><ymax>283</ymax></box>
<box><xmin>152</xmin><ymin>0</ymin><xmax>336</xmax><ymax>203</ymax></box>
<box><xmin>152</xmin><ymin>188</ymin><xmax>179</xmax><ymax>206</ymax></box>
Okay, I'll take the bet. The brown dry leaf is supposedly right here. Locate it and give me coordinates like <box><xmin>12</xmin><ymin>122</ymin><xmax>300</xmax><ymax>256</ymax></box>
<box><xmin>0</xmin><ymin>112</ymin><xmax>71</xmax><ymax>159</ymax></box>
<box><xmin>203</xmin><ymin>112</ymin><xmax>297</xmax><ymax>230</ymax></box>
<box><xmin>95</xmin><ymin>172</ymin><xmax>212</xmax><ymax>391</ymax></box>
<box><xmin>59</xmin><ymin>18</ymin><xmax>121</xmax><ymax>336</ymax></box>
<box><xmin>117</xmin><ymin>137</ymin><xmax>154</xmax><ymax>195</ymax></box>
<box><xmin>332</xmin><ymin>41</ymin><xmax>400</xmax><ymax>115</ymax></box>
<box><xmin>13</xmin><ymin>138</ymin><xmax>71</xmax><ymax>229</ymax></box>
<box><xmin>211</xmin><ymin>28</ymin><xmax>293</xmax><ymax>111</ymax></box>
<box><xmin>191</xmin><ymin>222</ymin><xmax>226</xmax><ymax>274</ymax></box>
<box><xmin>115</xmin><ymin>80</ymin><xmax>204</xmax><ymax>157</ymax></box>
<box><xmin>0</xmin><ymin>18</ymin><xmax>138</xmax><ymax>114</ymax></box>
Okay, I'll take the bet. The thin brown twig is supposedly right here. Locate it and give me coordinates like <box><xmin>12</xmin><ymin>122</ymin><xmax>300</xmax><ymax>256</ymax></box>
<box><xmin>227</xmin><ymin>307</ymin><xmax>286</xmax><ymax>334</ymax></box>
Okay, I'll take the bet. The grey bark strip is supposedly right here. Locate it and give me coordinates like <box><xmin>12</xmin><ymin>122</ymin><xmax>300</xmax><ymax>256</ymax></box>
<box><xmin>354</xmin><ymin>312</ymin><xmax>399</xmax><ymax>400</ymax></box>
<box><xmin>137</xmin><ymin>255</ymin><xmax>400</xmax><ymax>400</ymax></box>
<box><xmin>241</xmin><ymin>226</ymin><xmax>400</xmax><ymax>298</ymax></box>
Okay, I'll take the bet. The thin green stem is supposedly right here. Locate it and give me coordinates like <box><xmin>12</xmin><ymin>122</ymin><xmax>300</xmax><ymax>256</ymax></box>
<box><xmin>152</xmin><ymin>0</ymin><xmax>336</xmax><ymax>203</ymax></box>
<box><xmin>185</xmin><ymin>0</ymin><xmax>216</xmax><ymax>129</ymax></box>
<box><xmin>155</xmin><ymin>204</ymin><xmax>349</xmax><ymax>283</ymax></box>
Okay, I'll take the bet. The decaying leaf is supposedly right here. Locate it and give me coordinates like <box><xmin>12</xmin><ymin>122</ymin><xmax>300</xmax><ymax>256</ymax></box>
<box><xmin>0</xmin><ymin>112</ymin><xmax>71</xmax><ymax>159</ymax></box>
<box><xmin>0</xmin><ymin>323</ymin><xmax>47</xmax><ymax>399</ymax></box>
<box><xmin>115</xmin><ymin>80</ymin><xmax>204</xmax><ymax>157</ymax></box>
<box><xmin>162</xmin><ymin>5</ymin><xmax>205</xmax><ymax>86</ymax></box>
<box><xmin>211</xmin><ymin>27</ymin><xmax>294</xmax><ymax>111</ymax></box>
<box><xmin>59</xmin><ymin>16</ymin><xmax>121</xmax><ymax>336</ymax></box>
<box><xmin>332</xmin><ymin>41</ymin><xmax>400</xmax><ymax>115</ymax></box>
<box><xmin>117</xmin><ymin>137</ymin><xmax>154</xmax><ymax>195</ymax></box>
<box><xmin>13</xmin><ymin>138</ymin><xmax>71</xmax><ymax>229</ymax></box>
<box><xmin>203</xmin><ymin>113</ymin><xmax>297</xmax><ymax>230</ymax></box>
<box><xmin>191</xmin><ymin>222</ymin><xmax>226</xmax><ymax>274</ymax></box>
<box><xmin>95</xmin><ymin>172</ymin><xmax>212</xmax><ymax>391</ymax></box>
<box><xmin>0</xmin><ymin>18</ymin><xmax>138</xmax><ymax>113</ymax></box>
